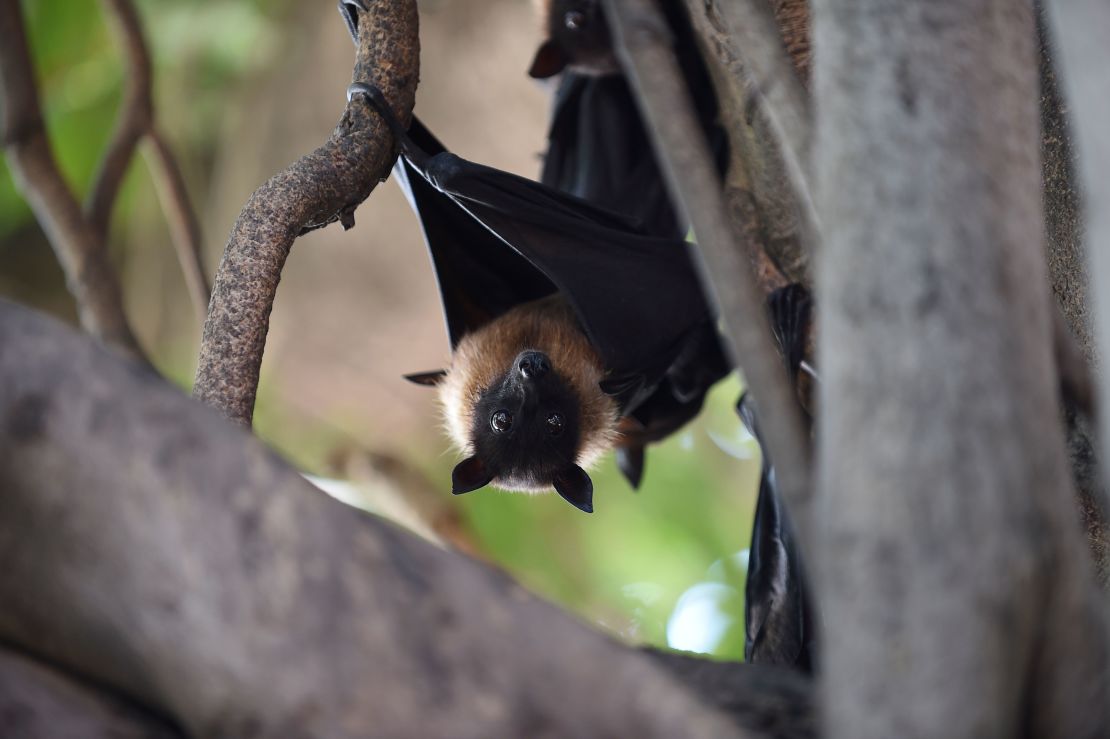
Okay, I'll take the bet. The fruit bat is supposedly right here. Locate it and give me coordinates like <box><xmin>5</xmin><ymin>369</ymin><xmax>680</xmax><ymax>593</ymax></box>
<box><xmin>528</xmin><ymin>0</ymin><xmax>620</xmax><ymax>80</ymax></box>
<box><xmin>526</xmin><ymin>0</ymin><xmax>729</xmax><ymax>485</ymax></box>
<box><xmin>345</xmin><ymin>82</ymin><xmax>728</xmax><ymax>513</ymax></box>
<box><xmin>530</xmin><ymin>0</ymin><xmax>727</xmax><ymax>241</ymax></box>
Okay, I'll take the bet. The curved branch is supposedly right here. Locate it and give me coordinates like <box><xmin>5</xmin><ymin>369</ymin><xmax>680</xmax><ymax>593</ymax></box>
<box><xmin>144</xmin><ymin>130</ymin><xmax>211</xmax><ymax>325</ymax></box>
<box><xmin>646</xmin><ymin>650</ymin><xmax>814</xmax><ymax>739</ymax></box>
<box><xmin>602</xmin><ymin>0</ymin><xmax>814</xmax><ymax>539</ymax></box>
<box><xmin>86</xmin><ymin>0</ymin><xmax>153</xmax><ymax>241</ymax></box>
<box><xmin>0</xmin><ymin>0</ymin><xmax>144</xmax><ymax>358</ymax></box>
<box><xmin>0</xmin><ymin>648</ymin><xmax>183</xmax><ymax>738</ymax></box>
<box><xmin>0</xmin><ymin>300</ymin><xmax>762</xmax><ymax>738</ymax></box>
<box><xmin>192</xmin><ymin>1</ymin><xmax>420</xmax><ymax>425</ymax></box>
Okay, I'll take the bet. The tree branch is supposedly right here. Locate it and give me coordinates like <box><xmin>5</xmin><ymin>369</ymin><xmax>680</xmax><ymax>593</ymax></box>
<box><xmin>144</xmin><ymin>129</ymin><xmax>211</xmax><ymax>326</ymax></box>
<box><xmin>86</xmin><ymin>0</ymin><xmax>153</xmax><ymax>241</ymax></box>
<box><xmin>0</xmin><ymin>648</ymin><xmax>183</xmax><ymax>738</ymax></box>
<box><xmin>1044</xmin><ymin>0</ymin><xmax>1110</xmax><ymax>592</ymax></box>
<box><xmin>680</xmin><ymin>0</ymin><xmax>818</xmax><ymax>284</ymax></box>
<box><xmin>192</xmin><ymin>1</ymin><xmax>420</xmax><ymax>426</ymax></box>
<box><xmin>0</xmin><ymin>0</ymin><xmax>144</xmax><ymax>358</ymax></box>
<box><xmin>602</xmin><ymin>0</ymin><xmax>814</xmax><ymax>541</ymax></box>
<box><xmin>92</xmin><ymin>0</ymin><xmax>211</xmax><ymax>325</ymax></box>
<box><xmin>0</xmin><ymin>299</ymin><xmax>787</xmax><ymax>738</ymax></box>
<box><xmin>646</xmin><ymin>650</ymin><xmax>814</xmax><ymax>739</ymax></box>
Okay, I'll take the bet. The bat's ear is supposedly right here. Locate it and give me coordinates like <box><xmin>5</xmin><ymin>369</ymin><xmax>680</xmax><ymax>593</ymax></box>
<box><xmin>529</xmin><ymin>39</ymin><xmax>569</xmax><ymax>79</ymax></box>
<box><xmin>404</xmin><ymin>370</ymin><xmax>447</xmax><ymax>387</ymax></box>
<box><xmin>553</xmin><ymin>465</ymin><xmax>594</xmax><ymax>513</ymax></box>
<box><xmin>451</xmin><ymin>456</ymin><xmax>492</xmax><ymax>495</ymax></box>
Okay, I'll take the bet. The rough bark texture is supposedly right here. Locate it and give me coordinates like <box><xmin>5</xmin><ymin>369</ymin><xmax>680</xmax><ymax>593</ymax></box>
<box><xmin>1046</xmin><ymin>0</ymin><xmax>1110</xmax><ymax>593</ymax></box>
<box><xmin>1038</xmin><ymin>8</ymin><xmax>1091</xmax><ymax>360</ymax></box>
<box><xmin>0</xmin><ymin>300</ymin><xmax>791</xmax><ymax>739</ymax></box>
<box><xmin>681</xmin><ymin>0</ymin><xmax>813</xmax><ymax>286</ymax></box>
<box><xmin>814</xmin><ymin>0</ymin><xmax>1110</xmax><ymax>736</ymax></box>
<box><xmin>603</xmin><ymin>0</ymin><xmax>814</xmax><ymax>541</ymax></box>
<box><xmin>192</xmin><ymin>0</ymin><xmax>420</xmax><ymax>426</ymax></box>
<box><xmin>0</xmin><ymin>649</ymin><xmax>183</xmax><ymax>738</ymax></box>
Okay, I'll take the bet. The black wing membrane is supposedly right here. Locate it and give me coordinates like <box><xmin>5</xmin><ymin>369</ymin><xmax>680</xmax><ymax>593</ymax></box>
<box><xmin>539</xmin><ymin>3</ymin><xmax>726</xmax><ymax>241</ymax></box>
<box><xmin>541</xmin><ymin>74</ymin><xmax>682</xmax><ymax>238</ymax></box>
<box><xmin>737</xmin><ymin>392</ymin><xmax>815</xmax><ymax>671</ymax></box>
<box><xmin>394</xmin><ymin>118</ymin><xmax>725</xmax><ymax>416</ymax></box>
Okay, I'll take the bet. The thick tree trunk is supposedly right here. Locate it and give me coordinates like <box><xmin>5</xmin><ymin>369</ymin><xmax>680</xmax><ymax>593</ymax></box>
<box><xmin>0</xmin><ymin>649</ymin><xmax>182</xmax><ymax>738</ymax></box>
<box><xmin>813</xmin><ymin>0</ymin><xmax>1109</xmax><ymax>737</ymax></box>
<box><xmin>0</xmin><ymin>300</ymin><xmax>820</xmax><ymax>739</ymax></box>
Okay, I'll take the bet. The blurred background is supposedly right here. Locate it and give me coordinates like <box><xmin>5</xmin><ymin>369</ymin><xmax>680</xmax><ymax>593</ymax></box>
<box><xmin>1</xmin><ymin>0</ymin><xmax>760</xmax><ymax>660</ymax></box>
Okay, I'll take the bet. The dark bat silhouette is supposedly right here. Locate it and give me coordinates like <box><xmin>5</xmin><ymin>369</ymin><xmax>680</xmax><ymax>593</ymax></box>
<box><xmin>344</xmin><ymin>80</ymin><xmax>727</xmax><ymax>512</ymax></box>
<box><xmin>741</xmin><ymin>283</ymin><xmax>817</xmax><ymax>671</ymax></box>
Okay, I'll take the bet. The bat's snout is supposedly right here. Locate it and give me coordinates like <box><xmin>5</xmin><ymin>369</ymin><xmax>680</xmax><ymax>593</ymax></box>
<box><xmin>516</xmin><ymin>351</ymin><xmax>551</xmax><ymax>380</ymax></box>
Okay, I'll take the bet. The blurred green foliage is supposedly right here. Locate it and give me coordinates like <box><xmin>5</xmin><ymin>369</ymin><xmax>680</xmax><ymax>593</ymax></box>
<box><xmin>440</xmin><ymin>375</ymin><xmax>759</xmax><ymax>658</ymax></box>
<box><xmin>0</xmin><ymin>0</ymin><xmax>283</xmax><ymax>238</ymax></box>
<box><xmin>2</xmin><ymin>0</ymin><xmax>759</xmax><ymax>661</ymax></box>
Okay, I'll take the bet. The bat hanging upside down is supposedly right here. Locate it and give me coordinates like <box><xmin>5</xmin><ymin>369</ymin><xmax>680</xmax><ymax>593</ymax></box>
<box><xmin>347</xmin><ymin>83</ymin><xmax>729</xmax><ymax>513</ymax></box>
<box><xmin>426</xmin><ymin>295</ymin><xmax>619</xmax><ymax>512</ymax></box>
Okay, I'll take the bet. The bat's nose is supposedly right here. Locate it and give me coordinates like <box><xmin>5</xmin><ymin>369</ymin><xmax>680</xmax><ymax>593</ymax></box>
<box><xmin>517</xmin><ymin>351</ymin><xmax>551</xmax><ymax>380</ymax></box>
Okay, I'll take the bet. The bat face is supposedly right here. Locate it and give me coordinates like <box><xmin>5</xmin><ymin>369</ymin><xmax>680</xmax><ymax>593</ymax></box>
<box><xmin>467</xmin><ymin>350</ymin><xmax>583</xmax><ymax>487</ymax></box>
<box><xmin>529</xmin><ymin>0</ymin><xmax>619</xmax><ymax>78</ymax></box>
<box><xmin>426</xmin><ymin>297</ymin><xmax>618</xmax><ymax>512</ymax></box>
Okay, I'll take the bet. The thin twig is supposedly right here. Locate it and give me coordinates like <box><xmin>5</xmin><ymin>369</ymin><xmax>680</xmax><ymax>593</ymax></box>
<box><xmin>144</xmin><ymin>130</ymin><xmax>211</xmax><ymax>324</ymax></box>
<box><xmin>86</xmin><ymin>0</ymin><xmax>153</xmax><ymax>241</ymax></box>
<box><xmin>603</xmin><ymin>0</ymin><xmax>814</xmax><ymax>538</ymax></box>
<box><xmin>0</xmin><ymin>0</ymin><xmax>145</xmax><ymax>359</ymax></box>
<box><xmin>192</xmin><ymin>1</ymin><xmax>421</xmax><ymax>426</ymax></box>
<box><xmin>95</xmin><ymin>0</ymin><xmax>210</xmax><ymax>323</ymax></box>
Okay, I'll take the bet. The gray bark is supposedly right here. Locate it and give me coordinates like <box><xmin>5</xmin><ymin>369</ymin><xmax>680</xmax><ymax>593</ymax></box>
<box><xmin>0</xmin><ymin>299</ymin><xmax>807</xmax><ymax>739</ymax></box>
<box><xmin>814</xmin><ymin>0</ymin><xmax>1110</xmax><ymax>736</ymax></box>
<box><xmin>0</xmin><ymin>649</ymin><xmax>182</xmax><ymax>738</ymax></box>
<box><xmin>1045</xmin><ymin>0</ymin><xmax>1110</xmax><ymax>591</ymax></box>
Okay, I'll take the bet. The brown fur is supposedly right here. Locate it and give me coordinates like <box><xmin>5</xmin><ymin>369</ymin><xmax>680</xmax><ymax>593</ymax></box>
<box><xmin>440</xmin><ymin>295</ymin><xmax>618</xmax><ymax>471</ymax></box>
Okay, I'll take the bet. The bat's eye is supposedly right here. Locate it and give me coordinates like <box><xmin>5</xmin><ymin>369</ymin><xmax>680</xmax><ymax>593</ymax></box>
<box><xmin>564</xmin><ymin>10</ymin><xmax>586</xmax><ymax>30</ymax></box>
<box><xmin>491</xmin><ymin>410</ymin><xmax>513</xmax><ymax>433</ymax></box>
<box><xmin>546</xmin><ymin>413</ymin><xmax>565</xmax><ymax>436</ymax></box>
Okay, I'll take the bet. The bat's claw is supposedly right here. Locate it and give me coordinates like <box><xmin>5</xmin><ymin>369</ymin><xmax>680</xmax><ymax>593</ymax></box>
<box><xmin>347</xmin><ymin>83</ymin><xmax>429</xmax><ymax>168</ymax></box>
<box><xmin>348</xmin><ymin>83</ymin><xmax>403</xmax><ymax>136</ymax></box>
<box><xmin>338</xmin><ymin>0</ymin><xmax>369</xmax><ymax>45</ymax></box>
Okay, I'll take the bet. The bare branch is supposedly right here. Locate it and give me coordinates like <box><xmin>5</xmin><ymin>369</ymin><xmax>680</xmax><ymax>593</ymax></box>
<box><xmin>192</xmin><ymin>2</ymin><xmax>421</xmax><ymax>426</ymax></box>
<box><xmin>0</xmin><ymin>648</ymin><xmax>183</xmax><ymax>738</ymax></box>
<box><xmin>681</xmin><ymin>0</ymin><xmax>819</xmax><ymax>282</ymax></box>
<box><xmin>144</xmin><ymin>130</ymin><xmax>211</xmax><ymax>325</ymax></box>
<box><xmin>1045</xmin><ymin>0</ymin><xmax>1110</xmax><ymax>475</ymax></box>
<box><xmin>0</xmin><ymin>300</ymin><xmax>766</xmax><ymax>738</ymax></box>
<box><xmin>86</xmin><ymin>0</ymin><xmax>153</xmax><ymax>240</ymax></box>
<box><xmin>0</xmin><ymin>0</ymin><xmax>144</xmax><ymax>358</ymax></box>
<box><xmin>602</xmin><ymin>0</ymin><xmax>814</xmax><ymax>539</ymax></box>
<box><xmin>712</xmin><ymin>0</ymin><xmax>812</xmax><ymax>193</ymax></box>
<box><xmin>646</xmin><ymin>650</ymin><xmax>814</xmax><ymax>739</ymax></box>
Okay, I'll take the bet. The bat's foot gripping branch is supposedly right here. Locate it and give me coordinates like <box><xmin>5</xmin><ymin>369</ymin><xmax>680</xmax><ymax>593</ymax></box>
<box><xmin>347</xmin><ymin>82</ymin><xmax>425</xmax><ymax>167</ymax></box>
